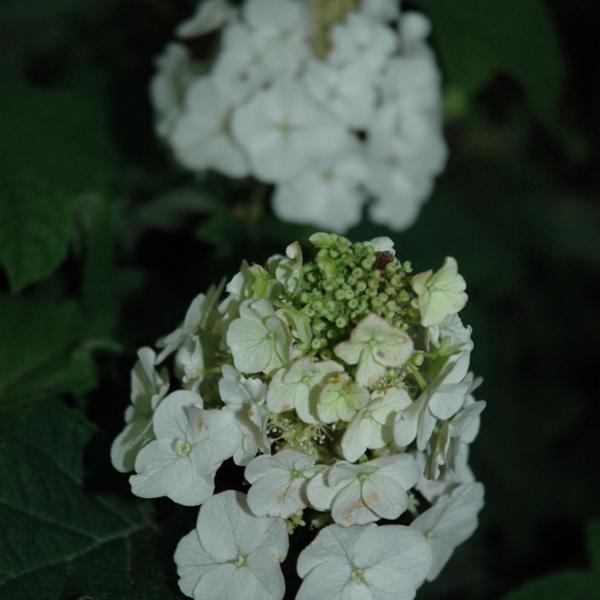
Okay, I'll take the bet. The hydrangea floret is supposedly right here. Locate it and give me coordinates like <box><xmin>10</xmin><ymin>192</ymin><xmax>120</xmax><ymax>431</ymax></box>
<box><xmin>112</xmin><ymin>233</ymin><xmax>485</xmax><ymax>599</ymax></box>
<box><xmin>151</xmin><ymin>0</ymin><xmax>447</xmax><ymax>232</ymax></box>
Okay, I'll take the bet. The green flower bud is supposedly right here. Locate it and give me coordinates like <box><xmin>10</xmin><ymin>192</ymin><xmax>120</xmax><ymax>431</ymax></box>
<box><xmin>385</xmin><ymin>261</ymin><xmax>398</xmax><ymax>275</ymax></box>
<box><xmin>335</xmin><ymin>316</ymin><xmax>348</xmax><ymax>328</ymax></box>
<box><xmin>310</xmin><ymin>232</ymin><xmax>336</xmax><ymax>248</ymax></box>
<box><xmin>390</xmin><ymin>274</ymin><xmax>404</xmax><ymax>287</ymax></box>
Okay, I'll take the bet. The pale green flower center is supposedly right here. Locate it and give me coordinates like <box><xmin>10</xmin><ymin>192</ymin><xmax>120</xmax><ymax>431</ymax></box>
<box><xmin>351</xmin><ymin>567</ymin><xmax>365</xmax><ymax>582</ymax></box>
<box><xmin>174</xmin><ymin>439</ymin><xmax>192</xmax><ymax>456</ymax></box>
<box><xmin>233</xmin><ymin>554</ymin><xmax>247</xmax><ymax>567</ymax></box>
<box><xmin>357</xmin><ymin>472</ymin><xmax>370</xmax><ymax>483</ymax></box>
<box><xmin>291</xmin><ymin>469</ymin><xmax>304</xmax><ymax>479</ymax></box>
<box><xmin>276</xmin><ymin>119</ymin><xmax>298</xmax><ymax>137</ymax></box>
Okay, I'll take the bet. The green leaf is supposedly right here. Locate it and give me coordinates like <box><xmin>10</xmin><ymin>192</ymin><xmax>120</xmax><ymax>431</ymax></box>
<box><xmin>414</xmin><ymin>0</ymin><xmax>565</xmax><ymax>124</ymax></box>
<box><xmin>0</xmin><ymin>295</ymin><xmax>96</xmax><ymax>404</ymax></box>
<box><xmin>0</xmin><ymin>84</ymin><xmax>112</xmax><ymax>292</ymax></box>
<box><xmin>0</xmin><ymin>402</ymin><xmax>182</xmax><ymax>599</ymax></box>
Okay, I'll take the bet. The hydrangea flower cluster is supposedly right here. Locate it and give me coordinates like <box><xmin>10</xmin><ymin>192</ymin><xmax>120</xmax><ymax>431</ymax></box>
<box><xmin>151</xmin><ymin>0</ymin><xmax>447</xmax><ymax>232</ymax></box>
<box><xmin>112</xmin><ymin>233</ymin><xmax>484</xmax><ymax>600</ymax></box>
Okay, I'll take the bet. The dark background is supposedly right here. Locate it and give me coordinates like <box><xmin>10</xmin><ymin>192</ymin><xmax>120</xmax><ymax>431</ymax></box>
<box><xmin>1</xmin><ymin>1</ymin><xmax>599</xmax><ymax>598</ymax></box>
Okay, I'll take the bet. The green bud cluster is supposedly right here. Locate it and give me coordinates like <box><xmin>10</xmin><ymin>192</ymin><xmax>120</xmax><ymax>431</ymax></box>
<box><xmin>294</xmin><ymin>234</ymin><xmax>420</xmax><ymax>358</ymax></box>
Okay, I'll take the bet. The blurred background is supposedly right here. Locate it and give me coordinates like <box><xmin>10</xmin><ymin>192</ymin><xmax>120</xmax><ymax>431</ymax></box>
<box><xmin>1</xmin><ymin>1</ymin><xmax>599</xmax><ymax>598</ymax></box>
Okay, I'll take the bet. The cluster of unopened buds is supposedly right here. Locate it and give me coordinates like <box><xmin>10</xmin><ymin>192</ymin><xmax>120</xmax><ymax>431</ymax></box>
<box><xmin>112</xmin><ymin>233</ymin><xmax>485</xmax><ymax>600</ymax></box>
<box><xmin>152</xmin><ymin>0</ymin><xmax>447</xmax><ymax>232</ymax></box>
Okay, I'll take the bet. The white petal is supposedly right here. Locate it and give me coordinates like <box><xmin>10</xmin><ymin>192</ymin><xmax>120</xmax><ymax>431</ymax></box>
<box><xmin>110</xmin><ymin>417</ymin><xmax>152</xmax><ymax>473</ymax></box>
<box><xmin>362</xmin><ymin>473</ymin><xmax>409</xmax><ymax>520</ymax></box>
<box><xmin>306</xmin><ymin>469</ymin><xmax>345</xmax><ymax>511</ymax></box>
<box><xmin>450</xmin><ymin>401</ymin><xmax>486</xmax><ymax>439</ymax></box>
<box><xmin>296</xmin><ymin>562</ymin><xmax>355</xmax><ymax>600</ymax></box>
<box><xmin>373</xmin><ymin>454</ymin><xmax>421</xmax><ymax>491</ymax></box>
<box><xmin>356</xmin><ymin>526</ymin><xmax>432</xmax><ymax>593</ymax></box>
<box><xmin>246</xmin><ymin>546</ymin><xmax>287</xmax><ymax>600</ymax></box>
<box><xmin>188</xmin><ymin>563</ymin><xmax>248</xmax><ymax>600</ymax></box>
<box><xmin>247</xmin><ymin>471</ymin><xmax>306</xmax><ymax>518</ymax></box>
<box><xmin>332</xmin><ymin>481</ymin><xmax>377</xmax><ymax>526</ymax></box>
<box><xmin>197</xmin><ymin>491</ymin><xmax>289</xmax><ymax>562</ymax></box>
<box><xmin>153</xmin><ymin>390</ymin><xmax>203</xmax><ymax>439</ymax></box>
<box><xmin>341</xmin><ymin>415</ymin><xmax>373</xmax><ymax>463</ymax></box>
<box><xmin>411</xmin><ymin>483</ymin><xmax>484</xmax><ymax>580</ymax></box>
<box><xmin>194</xmin><ymin>408</ymin><xmax>241</xmax><ymax>465</ymax></box>
<box><xmin>297</xmin><ymin>525</ymin><xmax>367</xmax><ymax>577</ymax></box>
<box><xmin>174</xmin><ymin>530</ymin><xmax>219</xmax><ymax>597</ymax></box>
<box><xmin>394</xmin><ymin>394</ymin><xmax>426</xmax><ymax>447</ymax></box>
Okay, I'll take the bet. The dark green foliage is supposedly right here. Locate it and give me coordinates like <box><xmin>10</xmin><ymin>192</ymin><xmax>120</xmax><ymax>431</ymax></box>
<box><xmin>0</xmin><ymin>85</ymin><xmax>112</xmax><ymax>292</ymax></box>
<box><xmin>413</xmin><ymin>0</ymin><xmax>564</xmax><ymax>125</ymax></box>
<box><xmin>0</xmin><ymin>297</ymin><xmax>96</xmax><ymax>405</ymax></box>
<box><xmin>0</xmin><ymin>403</ymin><xmax>182</xmax><ymax>599</ymax></box>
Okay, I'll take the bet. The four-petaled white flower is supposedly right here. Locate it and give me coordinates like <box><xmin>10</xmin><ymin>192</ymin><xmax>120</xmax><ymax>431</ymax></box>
<box><xmin>316</xmin><ymin>372</ymin><xmax>370</xmax><ymax>423</ymax></box>
<box><xmin>232</xmin><ymin>79</ymin><xmax>351</xmax><ymax>183</ymax></box>
<box><xmin>171</xmin><ymin>76</ymin><xmax>250</xmax><ymax>177</ymax></box>
<box><xmin>273</xmin><ymin>151</ymin><xmax>368</xmax><ymax>233</ymax></box>
<box><xmin>267</xmin><ymin>357</ymin><xmax>343</xmax><ymax>424</ymax></box>
<box><xmin>412</xmin><ymin>257</ymin><xmax>468</xmax><ymax>327</ymax></box>
<box><xmin>303</xmin><ymin>61</ymin><xmax>375</xmax><ymax>128</ymax></box>
<box><xmin>245</xmin><ymin>450</ymin><xmax>321</xmax><ymax>518</ymax></box>
<box><xmin>411</xmin><ymin>482</ymin><xmax>484</xmax><ymax>581</ymax></box>
<box><xmin>219</xmin><ymin>365</ymin><xmax>271</xmax><ymax>466</ymax></box>
<box><xmin>130</xmin><ymin>390</ymin><xmax>239</xmax><ymax>506</ymax></box>
<box><xmin>226</xmin><ymin>299</ymin><xmax>292</xmax><ymax>375</ymax></box>
<box><xmin>342</xmin><ymin>386</ymin><xmax>412</xmax><ymax>462</ymax></box>
<box><xmin>296</xmin><ymin>523</ymin><xmax>432</xmax><ymax>600</ymax></box>
<box><xmin>175</xmin><ymin>490</ymin><xmax>289</xmax><ymax>600</ymax></box>
<box><xmin>307</xmin><ymin>455</ymin><xmax>420</xmax><ymax>526</ymax></box>
<box><xmin>111</xmin><ymin>347</ymin><xmax>169</xmax><ymax>473</ymax></box>
<box><xmin>335</xmin><ymin>313</ymin><xmax>414</xmax><ymax>387</ymax></box>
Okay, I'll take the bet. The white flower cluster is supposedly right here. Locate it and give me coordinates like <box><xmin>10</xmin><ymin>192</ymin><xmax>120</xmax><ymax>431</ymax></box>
<box><xmin>112</xmin><ymin>233</ymin><xmax>484</xmax><ymax>599</ymax></box>
<box><xmin>151</xmin><ymin>0</ymin><xmax>447</xmax><ymax>232</ymax></box>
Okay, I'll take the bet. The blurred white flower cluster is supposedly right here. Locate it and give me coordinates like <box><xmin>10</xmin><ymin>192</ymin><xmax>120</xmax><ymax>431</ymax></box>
<box><xmin>112</xmin><ymin>232</ymin><xmax>484</xmax><ymax>600</ymax></box>
<box><xmin>151</xmin><ymin>0</ymin><xmax>447</xmax><ymax>232</ymax></box>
